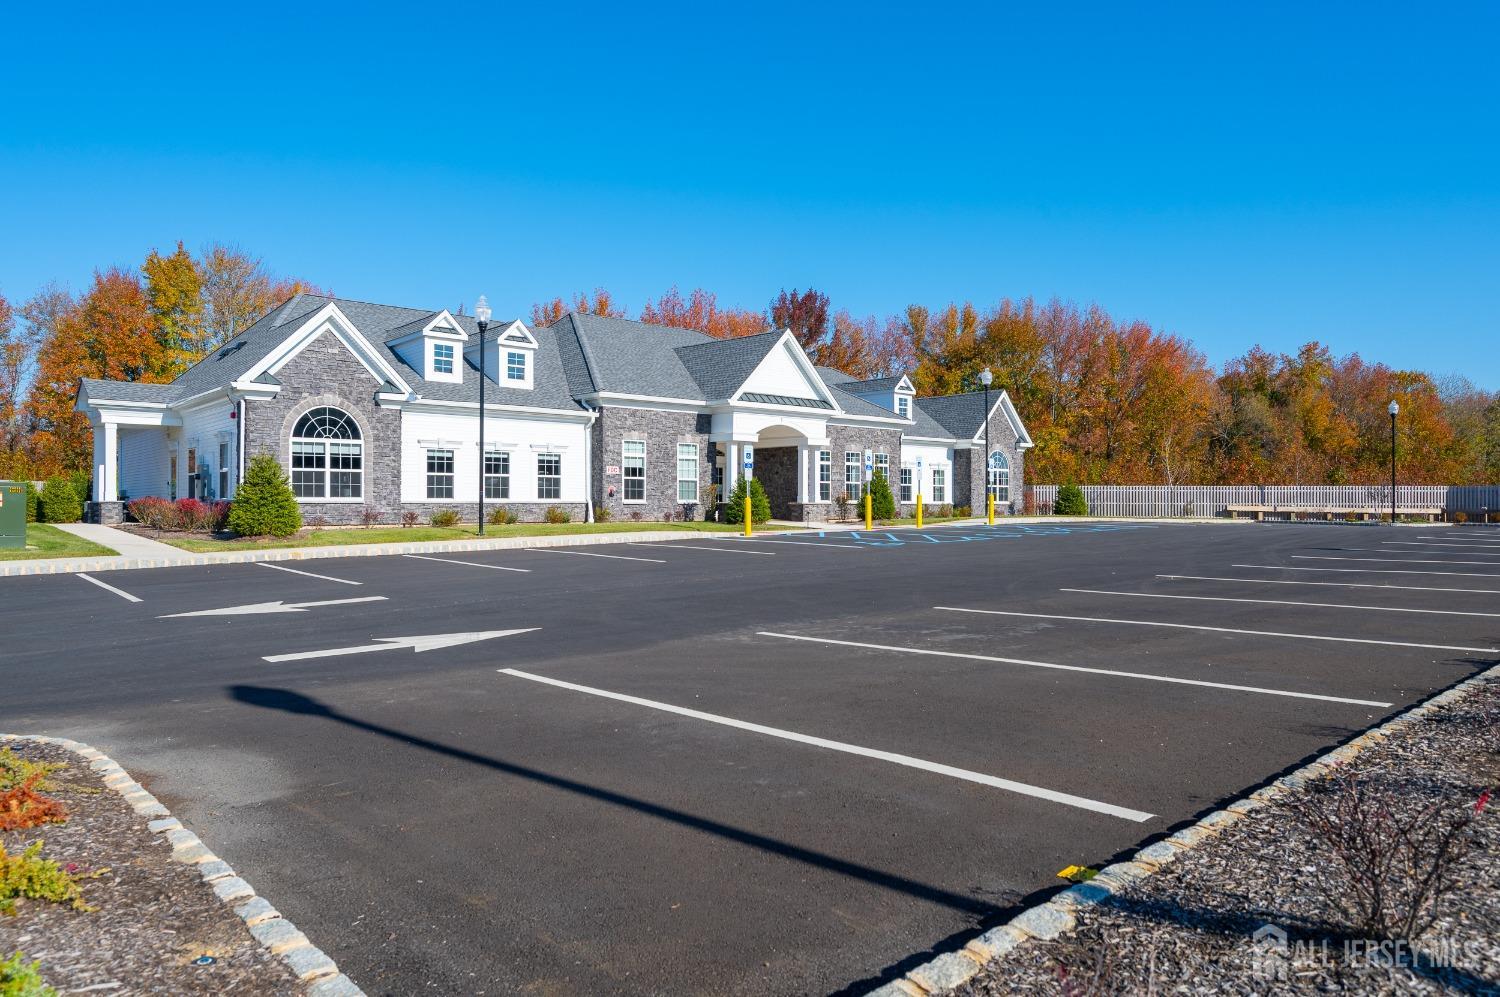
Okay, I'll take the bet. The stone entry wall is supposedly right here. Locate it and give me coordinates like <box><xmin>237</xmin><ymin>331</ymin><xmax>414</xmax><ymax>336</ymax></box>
<box><xmin>753</xmin><ymin>446</ymin><xmax>798</xmax><ymax>519</ymax></box>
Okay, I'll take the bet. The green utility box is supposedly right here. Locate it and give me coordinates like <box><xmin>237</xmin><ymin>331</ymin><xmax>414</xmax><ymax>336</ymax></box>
<box><xmin>0</xmin><ymin>481</ymin><xmax>25</xmax><ymax>549</ymax></box>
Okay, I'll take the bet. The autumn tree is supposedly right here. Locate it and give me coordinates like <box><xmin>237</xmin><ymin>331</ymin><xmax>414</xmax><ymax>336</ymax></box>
<box><xmin>770</xmin><ymin>288</ymin><xmax>830</xmax><ymax>354</ymax></box>
<box><xmin>530</xmin><ymin>288</ymin><xmax>626</xmax><ymax>327</ymax></box>
<box><xmin>200</xmin><ymin>243</ymin><xmax>318</xmax><ymax>353</ymax></box>
<box><xmin>143</xmin><ymin>240</ymin><xmax>206</xmax><ymax>375</ymax></box>
<box><xmin>639</xmin><ymin>287</ymin><xmax>767</xmax><ymax>339</ymax></box>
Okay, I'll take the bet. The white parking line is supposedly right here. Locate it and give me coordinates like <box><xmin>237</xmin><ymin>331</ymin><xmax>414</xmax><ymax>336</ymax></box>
<box><xmin>1334</xmin><ymin>546</ymin><xmax>1500</xmax><ymax>558</ymax></box>
<box><xmin>934</xmin><ymin>606</ymin><xmax>1500</xmax><ymax>654</ymax></box>
<box><xmin>1234</xmin><ymin>563</ymin><xmax>1500</xmax><ymax>580</ymax></box>
<box><xmin>1415</xmin><ymin>535</ymin><xmax>1500</xmax><ymax>543</ymax></box>
<box><xmin>1380</xmin><ymin>542</ymin><xmax>1500</xmax><ymax>554</ymax></box>
<box><xmin>1159</xmin><ymin>573</ymin><xmax>1500</xmax><ymax>595</ymax></box>
<box><xmin>528</xmin><ymin>548</ymin><xmax>665</xmax><ymax>563</ymax></box>
<box><xmin>625</xmin><ymin>543</ymin><xmax>774</xmax><ymax>556</ymax></box>
<box><xmin>497</xmin><ymin>667</ymin><xmax>1154</xmax><ymax>821</ymax></box>
<box><xmin>401</xmin><ymin>553</ymin><xmax>531</xmax><ymax>572</ymax></box>
<box><xmin>725</xmin><ymin>538</ymin><xmax>866</xmax><ymax>550</ymax></box>
<box><xmin>1061</xmin><ymin>587</ymin><xmax>1500</xmax><ymax>618</ymax></box>
<box><xmin>258</xmin><ymin>562</ymin><xmax>363</xmax><ymax>585</ymax></box>
<box><xmin>1294</xmin><ymin>555</ymin><xmax>1500</xmax><ymax>568</ymax></box>
<box><xmin>76</xmin><ymin>573</ymin><xmax>142</xmax><ymax>603</ymax></box>
<box><xmin>759</xmin><ymin>632</ymin><xmax>1391</xmax><ymax>707</ymax></box>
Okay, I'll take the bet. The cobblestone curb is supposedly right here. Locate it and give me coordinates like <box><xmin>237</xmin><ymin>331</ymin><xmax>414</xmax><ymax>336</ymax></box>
<box><xmin>0</xmin><ymin>733</ymin><xmax>363</xmax><ymax>997</ymax></box>
<box><xmin>0</xmin><ymin>527</ymin><xmax>771</xmax><ymax>576</ymax></box>
<box><xmin>865</xmin><ymin>662</ymin><xmax>1500</xmax><ymax>996</ymax></box>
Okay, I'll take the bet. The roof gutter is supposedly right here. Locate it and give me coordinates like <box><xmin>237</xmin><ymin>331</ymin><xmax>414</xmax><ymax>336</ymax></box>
<box><xmin>580</xmin><ymin>399</ymin><xmax>599</xmax><ymax>523</ymax></box>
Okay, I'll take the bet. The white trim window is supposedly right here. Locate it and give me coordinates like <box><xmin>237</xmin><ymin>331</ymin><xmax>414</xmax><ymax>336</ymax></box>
<box><xmin>817</xmin><ymin>450</ymin><xmax>831</xmax><ymax>501</ymax></box>
<box><xmin>506</xmin><ymin>350</ymin><xmax>527</xmax><ymax>382</ymax></box>
<box><xmin>622</xmin><ymin>440</ymin><xmax>646</xmax><ymax>502</ymax></box>
<box><xmin>931</xmin><ymin>467</ymin><xmax>947</xmax><ymax>504</ymax></box>
<box><xmin>896</xmin><ymin>397</ymin><xmax>910</xmax><ymax>418</ymax></box>
<box><xmin>537</xmin><ymin>452</ymin><xmax>562</xmax><ymax>500</ymax></box>
<box><xmin>676</xmin><ymin>444</ymin><xmax>699</xmax><ymax>502</ymax></box>
<box><xmin>426</xmin><ymin>449</ymin><xmax>455</xmax><ymax>499</ymax></box>
<box><xmin>484</xmin><ymin>450</ymin><xmax>510</xmax><ymax>500</ymax></box>
<box><xmin>218</xmin><ymin>441</ymin><xmax>231</xmax><ymax>500</ymax></box>
<box><xmin>291</xmin><ymin>406</ymin><xmax>363</xmax><ymax>500</ymax></box>
<box><xmin>899</xmin><ymin>466</ymin><xmax>912</xmax><ymax>503</ymax></box>
<box><xmin>432</xmin><ymin>342</ymin><xmax>455</xmax><ymax>375</ymax></box>
<box><xmin>988</xmin><ymin>451</ymin><xmax>1011</xmax><ymax>503</ymax></box>
<box><xmin>845</xmin><ymin>451</ymin><xmax>862</xmax><ymax>500</ymax></box>
<box><xmin>874</xmin><ymin>452</ymin><xmax>889</xmax><ymax>483</ymax></box>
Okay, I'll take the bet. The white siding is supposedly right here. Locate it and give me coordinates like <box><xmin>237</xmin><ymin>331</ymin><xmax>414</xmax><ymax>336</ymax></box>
<box><xmin>399</xmin><ymin>408</ymin><xmax>587</xmax><ymax>503</ymax></box>
<box><xmin>117</xmin><ymin>427</ymin><xmax>171</xmax><ymax>500</ymax></box>
<box><xmin>739</xmin><ymin>341</ymin><xmax>824</xmax><ymax>400</ymax></box>
<box><xmin>179</xmin><ymin>400</ymin><xmax>239</xmax><ymax>499</ymax></box>
<box><xmin>900</xmin><ymin>442</ymin><xmax>951</xmax><ymax>499</ymax></box>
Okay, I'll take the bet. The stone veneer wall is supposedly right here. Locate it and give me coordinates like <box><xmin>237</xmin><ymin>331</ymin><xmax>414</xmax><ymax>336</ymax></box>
<box><xmin>826</xmin><ymin>425</ymin><xmax>903</xmax><ymax>504</ymax></box>
<box><xmin>243</xmin><ymin>332</ymin><xmax>403</xmax><ymax>525</ymax></box>
<box><xmin>961</xmin><ymin>406</ymin><xmax>1027</xmax><ymax>514</ymax></box>
<box><xmin>753</xmin><ymin>446</ymin><xmax>798</xmax><ymax>519</ymax></box>
<box><xmin>592</xmin><ymin>406</ymin><xmax>714</xmax><ymax>522</ymax></box>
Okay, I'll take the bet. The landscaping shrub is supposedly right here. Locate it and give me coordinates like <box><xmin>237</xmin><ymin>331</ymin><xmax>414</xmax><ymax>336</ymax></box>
<box><xmin>833</xmin><ymin>491</ymin><xmax>851</xmax><ymax>522</ymax></box>
<box><xmin>487</xmin><ymin>507</ymin><xmax>517</xmax><ymax>526</ymax></box>
<box><xmin>0</xmin><ymin>776</ymin><xmax>67</xmax><ymax>832</ymax></box>
<box><xmin>306</xmin><ymin>514</ymin><xmax>331</xmax><ymax>529</ymax></box>
<box><xmin>868</xmin><ymin>470</ymin><xmax>897</xmax><ymax>521</ymax></box>
<box><xmin>0</xmin><ymin>841</ymin><xmax>97</xmax><ymax>914</ymax></box>
<box><xmin>593</xmin><ymin>505</ymin><xmax>611</xmax><ymax>523</ymax></box>
<box><xmin>723</xmin><ymin>477</ymin><xmax>771</xmax><ymax>525</ymax></box>
<box><xmin>430</xmin><ymin>508</ymin><xmax>460</xmax><ymax>527</ymax></box>
<box><xmin>0</xmin><ymin>749</ymin><xmax>61</xmax><ymax>793</ymax></box>
<box><xmin>227</xmin><ymin>454</ymin><xmax>301</xmax><ymax>537</ymax></box>
<box><xmin>661</xmin><ymin>508</ymin><xmax>676</xmax><ymax>523</ymax></box>
<box><xmin>1453</xmin><ymin>511</ymin><xmax>1468</xmax><ymax>524</ymax></box>
<box><xmin>400</xmin><ymin>510</ymin><xmax>419</xmax><ymax>528</ymax></box>
<box><xmin>127</xmin><ymin>497</ymin><xmax>174</xmax><ymax>530</ymax></box>
<box><xmin>0</xmin><ymin>951</ymin><xmax>56</xmax><ymax>997</ymax></box>
<box><xmin>938</xmin><ymin>503</ymin><xmax>954</xmax><ymax>518</ymax></box>
<box><xmin>1021</xmin><ymin>489</ymin><xmax>1038</xmax><ymax>516</ymax></box>
<box><xmin>360</xmin><ymin>506</ymin><xmax>380</xmax><ymax>527</ymax></box>
<box><xmin>24</xmin><ymin>483</ymin><xmax>38</xmax><ymax>523</ymax></box>
<box><xmin>953</xmin><ymin>505</ymin><xmax>971</xmax><ymax>519</ymax></box>
<box><xmin>38</xmin><ymin>478</ymin><xmax>82</xmax><ymax>524</ymax></box>
<box><xmin>68</xmin><ymin>471</ymin><xmax>90</xmax><ymax>507</ymax></box>
<box><xmin>544</xmin><ymin>506</ymin><xmax>571</xmax><ymax>524</ymax></box>
<box><xmin>1053</xmin><ymin>483</ymin><xmax>1089</xmax><ymax>516</ymax></box>
<box><xmin>173</xmin><ymin>499</ymin><xmax>210</xmax><ymax>531</ymax></box>
<box><xmin>629</xmin><ymin>509</ymin><xmax>642</xmax><ymax>521</ymax></box>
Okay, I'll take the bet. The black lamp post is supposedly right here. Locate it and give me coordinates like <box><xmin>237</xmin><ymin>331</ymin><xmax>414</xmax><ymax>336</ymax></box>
<box><xmin>1388</xmin><ymin>399</ymin><xmax>1399</xmax><ymax>523</ymax></box>
<box><xmin>979</xmin><ymin>366</ymin><xmax>993</xmax><ymax>516</ymax></box>
<box><xmin>476</xmin><ymin>295</ymin><xmax>492</xmax><ymax>535</ymax></box>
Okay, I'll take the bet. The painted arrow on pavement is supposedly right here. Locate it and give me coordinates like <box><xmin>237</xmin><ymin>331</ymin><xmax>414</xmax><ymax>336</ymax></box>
<box><xmin>160</xmin><ymin>596</ymin><xmax>388</xmax><ymax>618</ymax></box>
<box><xmin>262</xmin><ymin>628</ymin><xmax>538</xmax><ymax>663</ymax></box>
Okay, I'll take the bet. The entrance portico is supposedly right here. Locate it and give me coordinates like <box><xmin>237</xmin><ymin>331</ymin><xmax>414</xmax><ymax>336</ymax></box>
<box><xmin>711</xmin><ymin>411</ymin><xmax>829</xmax><ymax>520</ymax></box>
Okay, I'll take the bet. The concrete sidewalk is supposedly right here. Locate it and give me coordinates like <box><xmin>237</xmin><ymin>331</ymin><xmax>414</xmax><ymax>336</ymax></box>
<box><xmin>54</xmin><ymin>523</ymin><xmax>197</xmax><ymax>560</ymax></box>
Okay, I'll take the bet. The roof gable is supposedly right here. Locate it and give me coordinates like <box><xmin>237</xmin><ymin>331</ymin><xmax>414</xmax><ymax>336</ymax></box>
<box><xmin>728</xmin><ymin>332</ymin><xmax>839</xmax><ymax>409</ymax></box>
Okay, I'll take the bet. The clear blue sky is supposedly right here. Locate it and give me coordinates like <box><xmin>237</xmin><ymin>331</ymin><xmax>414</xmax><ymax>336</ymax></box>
<box><xmin>3</xmin><ymin>3</ymin><xmax>1496</xmax><ymax>386</ymax></box>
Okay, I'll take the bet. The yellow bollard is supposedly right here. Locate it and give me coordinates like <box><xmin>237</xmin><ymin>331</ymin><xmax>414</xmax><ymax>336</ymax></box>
<box><xmin>744</xmin><ymin>494</ymin><xmax>753</xmax><ymax>537</ymax></box>
<box><xmin>916</xmin><ymin>493</ymin><xmax>923</xmax><ymax>529</ymax></box>
<box><xmin>987</xmin><ymin>493</ymin><xmax>995</xmax><ymax>525</ymax></box>
<box><xmin>864</xmin><ymin>492</ymin><xmax>872</xmax><ymax>530</ymax></box>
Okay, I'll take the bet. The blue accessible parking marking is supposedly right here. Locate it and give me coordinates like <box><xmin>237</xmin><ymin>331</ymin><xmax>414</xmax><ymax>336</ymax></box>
<box><xmin>799</xmin><ymin>523</ymin><xmax>1159</xmax><ymax>547</ymax></box>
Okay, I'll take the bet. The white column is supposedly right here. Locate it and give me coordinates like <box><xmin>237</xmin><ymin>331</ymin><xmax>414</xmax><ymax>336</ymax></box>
<box><xmin>796</xmin><ymin>445</ymin><xmax>809</xmax><ymax>504</ymax></box>
<box><xmin>726</xmin><ymin>442</ymin><xmax>740</xmax><ymax>496</ymax></box>
<box><xmin>101</xmin><ymin>422</ymin><xmax>119</xmax><ymax>502</ymax></box>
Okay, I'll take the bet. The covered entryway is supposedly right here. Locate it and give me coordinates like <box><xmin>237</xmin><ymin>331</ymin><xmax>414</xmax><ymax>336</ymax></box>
<box><xmin>716</xmin><ymin>418</ymin><xmax>830</xmax><ymax>523</ymax></box>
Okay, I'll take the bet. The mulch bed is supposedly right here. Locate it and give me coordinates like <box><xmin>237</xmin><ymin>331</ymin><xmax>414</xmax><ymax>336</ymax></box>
<box><xmin>1</xmin><ymin>741</ymin><xmax>306</xmax><ymax>994</ymax></box>
<box><xmin>956</xmin><ymin>674</ymin><xmax>1500</xmax><ymax>996</ymax></box>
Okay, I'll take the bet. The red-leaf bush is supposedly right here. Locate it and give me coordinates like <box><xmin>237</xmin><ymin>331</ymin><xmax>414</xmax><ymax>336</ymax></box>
<box><xmin>128</xmin><ymin>496</ymin><xmax>174</xmax><ymax>530</ymax></box>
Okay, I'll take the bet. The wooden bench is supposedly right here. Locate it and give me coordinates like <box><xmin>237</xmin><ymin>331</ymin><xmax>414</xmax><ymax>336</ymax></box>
<box><xmin>1224</xmin><ymin>505</ymin><xmax>1444</xmax><ymax>522</ymax></box>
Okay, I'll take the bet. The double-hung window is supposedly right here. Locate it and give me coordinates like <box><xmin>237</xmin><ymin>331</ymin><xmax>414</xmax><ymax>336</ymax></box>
<box><xmin>874</xmin><ymin>452</ymin><xmax>889</xmax><ymax>483</ymax></box>
<box><xmin>622</xmin><ymin>440</ymin><xmax>646</xmax><ymax>502</ymax></box>
<box><xmin>899</xmin><ymin>467</ymin><xmax>913</xmax><ymax>503</ymax></box>
<box><xmin>290</xmin><ymin>406</ymin><xmax>362</xmax><ymax>500</ymax></box>
<box><xmin>931</xmin><ymin>468</ymin><xmax>947</xmax><ymax>503</ymax></box>
<box><xmin>432</xmin><ymin>342</ymin><xmax>454</xmax><ymax>375</ymax></box>
<box><xmin>817</xmin><ymin>450</ymin><xmax>831</xmax><ymax>501</ymax></box>
<box><xmin>426</xmin><ymin>449</ymin><xmax>454</xmax><ymax>499</ymax></box>
<box><xmin>845</xmin><ymin>451</ymin><xmax>862</xmax><ymax>501</ymax></box>
<box><xmin>896</xmin><ymin>397</ymin><xmax>910</xmax><ymax>418</ymax></box>
<box><xmin>537</xmin><ymin>453</ymin><xmax>561</xmax><ymax>499</ymax></box>
<box><xmin>676</xmin><ymin>444</ymin><xmax>699</xmax><ymax>502</ymax></box>
<box><xmin>484</xmin><ymin>450</ymin><xmax>510</xmax><ymax>499</ymax></box>
<box><xmin>506</xmin><ymin>351</ymin><xmax>526</xmax><ymax>381</ymax></box>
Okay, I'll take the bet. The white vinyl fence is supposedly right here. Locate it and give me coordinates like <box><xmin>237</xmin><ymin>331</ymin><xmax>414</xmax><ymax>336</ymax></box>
<box><xmin>1028</xmin><ymin>484</ymin><xmax>1500</xmax><ymax>518</ymax></box>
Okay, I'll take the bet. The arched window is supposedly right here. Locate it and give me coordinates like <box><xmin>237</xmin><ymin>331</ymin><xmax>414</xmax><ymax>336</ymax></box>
<box><xmin>987</xmin><ymin>451</ymin><xmax>1010</xmax><ymax>503</ymax></box>
<box><xmin>290</xmin><ymin>406</ymin><xmax>362</xmax><ymax>499</ymax></box>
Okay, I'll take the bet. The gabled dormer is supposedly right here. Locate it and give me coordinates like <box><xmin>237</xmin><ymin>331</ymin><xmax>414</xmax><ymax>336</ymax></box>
<box><xmin>846</xmin><ymin>374</ymin><xmax>916</xmax><ymax>419</ymax></box>
<box><xmin>467</xmin><ymin>320</ymin><xmax>538</xmax><ymax>391</ymax></box>
<box><xmin>388</xmin><ymin>311</ymin><xmax>469</xmax><ymax>385</ymax></box>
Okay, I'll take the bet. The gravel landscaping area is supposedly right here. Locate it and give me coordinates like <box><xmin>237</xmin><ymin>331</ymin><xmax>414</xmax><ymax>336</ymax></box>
<box><xmin>0</xmin><ymin>741</ymin><xmax>307</xmax><ymax>994</ymax></box>
<box><xmin>952</xmin><ymin>672</ymin><xmax>1500</xmax><ymax>996</ymax></box>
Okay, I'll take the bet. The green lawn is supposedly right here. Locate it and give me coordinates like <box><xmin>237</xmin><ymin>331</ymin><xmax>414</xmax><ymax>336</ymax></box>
<box><xmin>0</xmin><ymin>524</ymin><xmax>119</xmax><ymax>561</ymax></box>
<box><xmin>160</xmin><ymin>519</ymin><xmax>790</xmax><ymax>553</ymax></box>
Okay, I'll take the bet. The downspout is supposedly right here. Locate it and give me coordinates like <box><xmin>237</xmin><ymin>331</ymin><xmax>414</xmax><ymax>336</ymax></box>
<box><xmin>581</xmin><ymin>400</ymin><xmax>598</xmax><ymax>523</ymax></box>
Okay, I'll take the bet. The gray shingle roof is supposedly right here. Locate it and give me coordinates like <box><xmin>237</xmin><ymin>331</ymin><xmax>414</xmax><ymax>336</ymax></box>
<box><xmin>554</xmin><ymin>313</ymin><xmax>716</xmax><ymax>398</ymax></box>
<box><xmin>845</xmin><ymin>375</ymin><xmax>909</xmax><ymax>394</ymax></box>
<box><xmin>77</xmin><ymin>378</ymin><xmax>180</xmax><ymax>403</ymax></box>
<box><xmin>906</xmin><ymin>400</ymin><xmax>955</xmax><ymax>439</ymax></box>
<box><xmin>914</xmin><ymin>392</ymin><xmax>993</xmax><ymax>438</ymax></box>
<box><xmin>674</xmin><ymin>331</ymin><xmax>783</xmax><ymax>401</ymax></box>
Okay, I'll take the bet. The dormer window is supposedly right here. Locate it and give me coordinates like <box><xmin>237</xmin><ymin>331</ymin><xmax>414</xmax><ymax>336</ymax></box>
<box><xmin>506</xmin><ymin>351</ymin><xmax>527</xmax><ymax>382</ymax></box>
<box><xmin>897</xmin><ymin>396</ymin><xmax>910</xmax><ymax>418</ymax></box>
<box><xmin>433</xmin><ymin>343</ymin><xmax>455</xmax><ymax>375</ymax></box>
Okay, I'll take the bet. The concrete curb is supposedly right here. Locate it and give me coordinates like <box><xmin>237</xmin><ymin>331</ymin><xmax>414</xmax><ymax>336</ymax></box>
<box><xmin>0</xmin><ymin>528</ymin><xmax>778</xmax><ymax>576</ymax></box>
<box><xmin>865</xmin><ymin>662</ymin><xmax>1500</xmax><ymax>996</ymax></box>
<box><xmin>0</xmin><ymin>734</ymin><xmax>363</xmax><ymax>997</ymax></box>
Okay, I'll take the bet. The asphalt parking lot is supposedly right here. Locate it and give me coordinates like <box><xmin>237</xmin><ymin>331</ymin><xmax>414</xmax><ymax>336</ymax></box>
<box><xmin>4</xmin><ymin>521</ymin><xmax>1498</xmax><ymax>995</ymax></box>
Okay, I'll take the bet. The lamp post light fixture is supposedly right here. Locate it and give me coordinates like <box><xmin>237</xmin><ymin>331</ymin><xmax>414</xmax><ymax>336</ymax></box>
<box><xmin>979</xmin><ymin>366</ymin><xmax>994</xmax><ymax>522</ymax></box>
<box><xmin>1388</xmin><ymin>399</ymin><xmax>1399</xmax><ymax>523</ymax></box>
<box><xmin>476</xmin><ymin>295</ymin><xmax>492</xmax><ymax>535</ymax></box>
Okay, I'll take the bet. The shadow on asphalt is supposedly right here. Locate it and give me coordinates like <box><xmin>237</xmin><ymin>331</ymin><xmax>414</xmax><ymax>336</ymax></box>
<box><xmin>228</xmin><ymin>684</ymin><xmax>1003</xmax><ymax>920</ymax></box>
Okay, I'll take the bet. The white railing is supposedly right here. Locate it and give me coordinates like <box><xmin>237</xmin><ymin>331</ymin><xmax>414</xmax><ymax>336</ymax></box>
<box><xmin>1027</xmin><ymin>484</ymin><xmax>1500</xmax><ymax>518</ymax></box>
